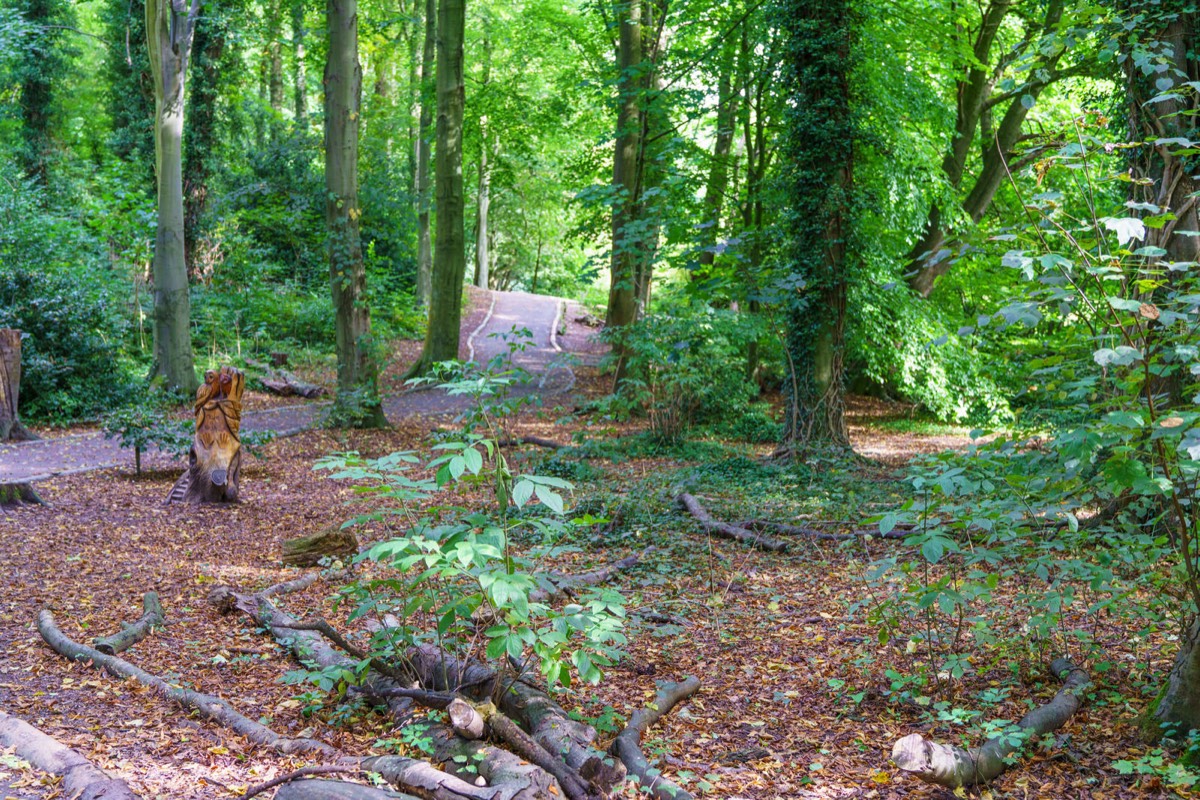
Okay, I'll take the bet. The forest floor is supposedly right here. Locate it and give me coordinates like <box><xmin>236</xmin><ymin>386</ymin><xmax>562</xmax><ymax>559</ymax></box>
<box><xmin>0</xmin><ymin>377</ymin><xmax>1179</xmax><ymax>798</ymax></box>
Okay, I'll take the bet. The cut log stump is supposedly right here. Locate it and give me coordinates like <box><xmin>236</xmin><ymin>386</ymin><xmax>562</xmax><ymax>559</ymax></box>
<box><xmin>0</xmin><ymin>482</ymin><xmax>44</xmax><ymax>506</ymax></box>
<box><xmin>282</xmin><ymin>526</ymin><xmax>358</xmax><ymax>567</ymax></box>
<box><xmin>0</xmin><ymin>329</ymin><xmax>38</xmax><ymax>442</ymax></box>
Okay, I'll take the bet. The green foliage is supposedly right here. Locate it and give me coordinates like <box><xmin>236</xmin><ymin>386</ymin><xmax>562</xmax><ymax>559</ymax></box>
<box><xmin>101</xmin><ymin>402</ymin><xmax>191</xmax><ymax>474</ymax></box>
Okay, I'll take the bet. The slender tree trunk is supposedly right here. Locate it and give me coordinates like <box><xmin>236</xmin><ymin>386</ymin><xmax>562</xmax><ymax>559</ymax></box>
<box><xmin>268</xmin><ymin>2</ymin><xmax>284</xmax><ymax>128</ymax></box>
<box><xmin>0</xmin><ymin>331</ymin><xmax>37</xmax><ymax>442</ymax></box>
<box><xmin>184</xmin><ymin>11</ymin><xmax>224</xmax><ymax>277</ymax></box>
<box><xmin>778</xmin><ymin>0</ymin><xmax>857</xmax><ymax>453</ymax></box>
<box><xmin>146</xmin><ymin>0</ymin><xmax>200</xmax><ymax>395</ymax></box>
<box><xmin>415</xmin><ymin>0</ymin><xmax>436</xmax><ymax>307</ymax></box>
<box><xmin>607</xmin><ymin>0</ymin><xmax>643</xmax><ymax>382</ymax></box>
<box><xmin>292</xmin><ymin>0</ymin><xmax>307</xmax><ymax>123</ymax></box>
<box><xmin>474</xmin><ymin>31</ymin><xmax>492</xmax><ymax>290</ymax></box>
<box><xmin>17</xmin><ymin>0</ymin><xmax>71</xmax><ymax>185</ymax></box>
<box><xmin>326</xmin><ymin>0</ymin><xmax>387</xmax><ymax>426</ymax></box>
<box><xmin>413</xmin><ymin>0</ymin><xmax>466</xmax><ymax>370</ymax></box>
<box><xmin>695</xmin><ymin>40</ymin><xmax>738</xmax><ymax>279</ymax></box>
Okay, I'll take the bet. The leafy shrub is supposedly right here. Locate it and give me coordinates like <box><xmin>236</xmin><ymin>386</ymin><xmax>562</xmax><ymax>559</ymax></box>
<box><xmin>0</xmin><ymin>267</ymin><xmax>133</xmax><ymax>423</ymax></box>
<box><xmin>101</xmin><ymin>403</ymin><xmax>191</xmax><ymax>474</ymax></box>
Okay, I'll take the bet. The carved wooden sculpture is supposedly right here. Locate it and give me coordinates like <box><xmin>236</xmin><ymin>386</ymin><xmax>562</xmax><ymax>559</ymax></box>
<box><xmin>166</xmin><ymin>366</ymin><xmax>244</xmax><ymax>504</ymax></box>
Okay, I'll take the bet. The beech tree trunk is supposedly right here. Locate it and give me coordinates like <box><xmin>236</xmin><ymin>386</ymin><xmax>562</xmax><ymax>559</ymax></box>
<box><xmin>474</xmin><ymin>34</ymin><xmax>492</xmax><ymax>291</ymax></box>
<box><xmin>146</xmin><ymin>0</ymin><xmax>201</xmax><ymax>395</ymax></box>
<box><xmin>292</xmin><ymin>0</ymin><xmax>307</xmax><ymax>123</ymax></box>
<box><xmin>695</xmin><ymin>41</ymin><xmax>738</xmax><ymax>280</ymax></box>
<box><xmin>415</xmin><ymin>0</ymin><xmax>436</xmax><ymax>307</ymax></box>
<box><xmin>0</xmin><ymin>330</ymin><xmax>37</xmax><ymax>442</ymax></box>
<box><xmin>606</xmin><ymin>0</ymin><xmax>643</xmax><ymax>384</ymax></box>
<box><xmin>326</xmin><ymin>0</ymin><xmax>387</xmax><ymax>426</ymax></box>
<box><xmin>414</xmin><ymin>0</ymin><xmax>467</xmax><ymax>371</ymax></box>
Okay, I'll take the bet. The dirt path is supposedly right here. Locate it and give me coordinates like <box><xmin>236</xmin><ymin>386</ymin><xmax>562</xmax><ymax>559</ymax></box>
<box><xmin>0</xmin><ymin>290</ymin><xmax>597</xmax><ymax>485</ymax></box>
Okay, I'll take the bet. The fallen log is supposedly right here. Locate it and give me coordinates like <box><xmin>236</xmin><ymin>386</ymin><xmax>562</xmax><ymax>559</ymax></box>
<box><xmin>282</xmin><ymin>526</ymin><xmax>358</xmax><ymax>567</ymax></box>
<box><xmin>94</xmin><ymin>591</ymin><xmax>165</xmax><ymax>655</ymax></box>
<box><xmin>531</xmin><ymin>547</ymin><xmax>653</xmax><ymax>603</ymax></box>
<box><xmin>274</xmin><ymin>780</ymin><xmax>418</xmax><ymax>800</ymax></box>
<box><xmin>247</xmin><ymin>767</ymin><xmax>369</xmax><ymax>799</ymax></box>
<box><xmin>497</xmin><ymin>435</ymin><xmax>564</xmax><ymax>450</ymax></box>
<box><xmin>891</xmin><ymin>658</ymin><xmax>1090</xmax><ymax>789</ymax></box>
<box><xmin>37</xmin><ymin>609</ymin><xmax>335</xmax><ymax>757</ymax></box>
<box><xmin>261</xmin><ymin>370</ymin><xmax>327</xmax><ymax>399</ymax></box>
<box><xmin>0</xmin><ymin>709</ymin><xmax>140</xmax><ymax>800</ymax></box>
<box><xmin>677</xmin><ymin>493</ymin><xmax>788</xmax><ymax>552</ymax></box>
<box><xmin>610</xmin><ymin>677</ymin><xmax>701</xmax><ymax>800</ymax></box>
<box><xmin>740</xmin><ymin>519</ymin><xmax>908</xmax><ymax>541</ymax></box>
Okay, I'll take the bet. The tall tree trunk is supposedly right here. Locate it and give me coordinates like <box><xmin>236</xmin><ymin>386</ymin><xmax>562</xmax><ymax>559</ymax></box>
<box><xmin>607</xmin><ymin>0</ymin><xmax>643</xmax><ymax>382</ymax></box>
<box><xmin>778</xmin><ymin>0</ymin><xmax>857</xmax><ymax>453</ymax></box>
<box><xmin>105</xmin><ymin>0</ymin><xmax>156</xmax><ymax>188</ymax></box>
<box><xmin>473</xmin><ymin>33</ymin><xmax>492</xmax><ymax>290</ymax></box>
<box><xmin>17</xmin><ymin>0</ymin><xmax>72</xmax><ymax>185</ymax></box>
<box><xmin>0</xmin><ymin>331</ymin><xmax>37</xmax><ymax>442</ymax></box>
<box><xmin>413</xmin><ymin>0</ymin><xmax>466</xmax><ymax>370</ymax></box>
<box><xmin>415</xmin><ymin>0</ymin><xmax>436</xmax><ymax>307</ymax></box>
<box><xmin>184</xmin><ymin>10</ymin><xmax>225</xmax><ymax>277</ymax></box>
<box><xmin>695</xmin><ymin>38</ymin><xmax>738</xmax><ymax>280</ymax></box>
<box><xmin>325</xmin><ymin>0</ymin><xmax>387</xmax><ymax>426</ymax></box>
<box><xmin>292</xmin><ymin>0</ymin><xmax>308</xmax><ymax>123</ymax></box>
<box><xmin>268</xmin><ymin>2</ymin><xmax>285</xmax><ymax>135</ymax></box>
<box><xmin>146</xmin><ymin>0</ymin><xmax>200</xmax><ymax>395</ymax></box>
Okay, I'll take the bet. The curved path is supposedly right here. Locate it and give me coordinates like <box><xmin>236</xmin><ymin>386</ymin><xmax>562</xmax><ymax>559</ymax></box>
<box><xmin>0</xmin><ymin>290</ymin><xmax>600</xmax><ymax>485</ymax></box>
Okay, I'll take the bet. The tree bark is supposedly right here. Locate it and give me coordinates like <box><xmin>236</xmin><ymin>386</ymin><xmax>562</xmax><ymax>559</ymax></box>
<box><xmin>695</xmin><ymin>41</ymin><xmax>738</xmax><ymax>280</ymax></box>
<box><xmin>415</xmin><ymin>0</ymin><xmax>436</xmax><ymax>307</ymax></box>
<box><xmin>183</xmin><ymin>7</ymin><xmax>224</xmax><ymax>278</ymax></box>
<box><xmin>0</xmin><ymin>483</ymin><xmax>45</xmax><ymax>506</ymax></box>
<box><xmin>0</xmin><ymin>710</ymin><xmax>140</xmax><ymax>800</ymax></box>
<box><xmin>326</xmin><ymin>0</ymin><xmax>387</xmax><ymax>426</ymax></box>
<box><xmin>292</xmin><ymin>0</ymin><xmax>308</xmax><ymax>123</ymax></box>
<box><xmin>606</xmin><ymin>0</ymin><xmax>643</xmax><ymax>384</ymax></box>
<box><xmin>610</xmin><ymin>677</ymin><xmax>700</xmax><ymax>800</ymax></box>
<box><xmin>93</xmin><ymin>592</ymin><xmax>165</xmax><ymax>655</ymax></box>
<box><xmin>892</xmin><ymin>658</ymin><xmax>1089</xmax><ymax>788</ymax></box>
<box><xmin>677</xmin><ymin>493</ymin><xmax>788</xmax><ymax>552</ymax></box>
<box><xmin>146</xmin><ymin>0</ymin><xmax>201</xmax><ymax>395</ymax></box>
<box><xmin>413</xmin><ymin>0</ymin><xmax>467</xmax><ymax>372</ymax></box>
<box><xmin>275</xmin><ymin>781</ymin><xmax>418</xmax><ymax>800</ymax></box>
<box><xmin>0</xmin><ymin>330</ymin><xmax>37</xmax><ymax>441</ymax></box>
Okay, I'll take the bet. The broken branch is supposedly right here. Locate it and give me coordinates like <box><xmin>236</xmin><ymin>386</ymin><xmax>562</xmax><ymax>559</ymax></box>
<box><xmin>677</xmin><ymin>493</ymin><xmax>788</xmax><ymax>551</ymax></box>
<box><xmin>93</xmin><ymin>591</ymin><xmax>165</xmax><ymax>655</ymax></box>
<box><xmin>0</xmin><ymin>710</ymin><xmax>140</xmax><ymax>800</ymax></box>
<box><xmin>611</xmin><ymin>677</ymin><xmax>702</xmax><ymax>800</ymax></box>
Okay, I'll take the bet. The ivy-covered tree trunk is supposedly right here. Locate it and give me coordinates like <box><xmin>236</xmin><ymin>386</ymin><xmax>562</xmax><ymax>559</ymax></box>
<box><xmin>15</xmin><ymin>0</ymin><xmax>73</xmax><ymax>185</ymax></box>
<box><xmin>105</xmin><ymin>0</ymin><xmax>155</xmax><ymax>188</ymax></box>
<box><xmin>184</xmin><ymin>8</ymin><xmax>227</xmax><ymax>277</ymax></box>
<box><xmin>607</xmin><ymin>0</ymin><xmax>643</xmax><ymax>382</ymax></box>
<box><xmin>292</xmin><ymin>0</ymin><xmax>308</xmax><ymax>123</ymax></box>
<box><xmin>325</xmin><ymin>0</ymin><xmax>387</xmax><ymax>426</ymax></box>
<box><xmin>415</xmin><ymin>0</ymin><xmax>437</xmax><ymax>307</ymax></box>
<box><xmin>413</xmin><ymin>0</ymin><xmax>466</xmax><ymax>370</ymax></box>
<box><xmin>146</xmin><ymin>0</ymin><xmax>200</xmax><ymax>395</ymax></box>
<box><xmin>777</xmin><ymin>0</ymin><xmax>857</xmax><ymax>453</ymax></box>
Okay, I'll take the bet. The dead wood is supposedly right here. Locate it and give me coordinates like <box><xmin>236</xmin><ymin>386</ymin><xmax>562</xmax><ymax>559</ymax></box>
<box><xmin>410</xmin><ymin>645</ymin><xmax>625</xmax><ymax>792</ymax></box>
<box><xmin>891</xmin><ymin>658</ymin><xmax>1090</xmax><ymax>788</ymax></box>
<box><xmin>741</xmin><ymin>518</ymin><xmax>908</xmax><ymax>541</ymax></box>
<box><xmin>497</xmin><ymin>435</ymin><xmax>564</xmax><ymax>449</ymax></box>
<box><xmin>94</xmin><ymin>591</ymin><xmax>165</xmax><ymax>655</ymax></box>
<box><xmin>448</xmin><ymin>697</ymin><xmax>486</xmax><ymax>739</ymax></box>
<box><xmin>677</xmin><ymin>493</ymin><xmax>788</xmax><ymax>552</ymax></box>
<box><xmin>273</xmin><ymin>780</ymin><xmax>419</xmax><ymax>800</ymax></box>
<box><xmin>246</xmin><ymin>766</ymin><xmax>367</xmax><ymax>799</ymax></box>
<box><xmin>37</xmin><ymin>609</ymin><xmax>335</xmax><ymax>757</ymax></box>
<box><xmin>283</xmin><ymin>526</ymin><xmax>359</xmax><ymax>567</ymax></box>
<box><xmin>208</xmin><ymin>571</ymin><xmax>322</xmax><ymax>614</ymax></box>
<box><xmin>167</xmin><ymin>366</ymin><xmax>245</xmax><ymax>504</ymax></box>
<box><xmin>482</xmin><ymin>708</ymin><xmax>602</xmax><ymax>800</ymax></box>
<box><xmin>261</xmin><ymin>370</ymin><xmax>327</xmax><ymax>399</ymax></box>
<box><xmin>610</xmin><ymin>676</ymin><xmax>701</xmax><ymax>800</ymax></box>
<box><xmin>0</xmin><ymin>709</ymin><xmax>140</xmax><ymax>800</ymax></box>
<box><xmin>0</xmin><ymin>481</ymin><xmax>45</xmax><ymax>506</ymax></box>
<box><xmin>0</xmin><ymin>329</ymin><xmax>38</xmax><ymax>442</ymax></box>
<box><xmin>531</xmin><ymin>546</ymin><xmax>653</xmax><ymax>603</ymax></box>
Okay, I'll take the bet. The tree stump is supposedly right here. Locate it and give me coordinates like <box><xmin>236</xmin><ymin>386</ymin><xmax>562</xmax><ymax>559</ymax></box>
<box><xmin>0</xmin><ymin>482</ymin><xmax>44</xmax><ymax>506</ymax></box>
<box><xmin>166</xmin><ymin>366</ymin><xmax>245</xmax><ymax>504</ymax></box>
<box><xmin>281</xmin><ymin>526</ymin><xmax>358</xmax><ymax>566</ymax></box>
<box><xmin>0</xmin><ymin>329</ymin><xmax>38</xmax><ymax>442</ymax></box>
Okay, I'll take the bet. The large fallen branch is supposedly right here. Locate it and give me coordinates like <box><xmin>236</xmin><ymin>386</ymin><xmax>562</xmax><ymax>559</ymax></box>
<box><xmin>0</xmin><ymin>709</ymin><xmax>140</xmax><ymax>800</ymax></box>
<box><xmin>530</xmin><ymin>547</ymin><xmax>653</xmax><ymax>603</ymax></box>
<box><xmin>274</xmin><ymin>780</ymin><xmax>417</xmax><ymax>800</ymax></box>
<box><xmin>741</xmin><ymin>518</ymin><xmax>908</xmax><ymax>541</ymax></box>
<box><xmin>677</xmin><ymin>493</ymin><xmax>788</xmax><ymax>552</ymax></box>
<box><xmin>610</xmin><ymin>677</ymin><xmax>701</xmax><ymax>800</ymax></box>
<box><xmin>94</xmin><ymin>591</ymin><xmax>165</xmax><ymax>655</ymax></box>
<box><xmin>891</xmin><ymin>658</ymin><xmax>1090</xmax><ymax>788</ymax></box>
<box><xmin>497</xmin><ymin>435</ymin><xmax>564</xmax><ymax>450</ymax></box>
<box><xmin>37</xmin><ymin>609</ymin><xmax>335</xmax><ymax>757</ymax></box>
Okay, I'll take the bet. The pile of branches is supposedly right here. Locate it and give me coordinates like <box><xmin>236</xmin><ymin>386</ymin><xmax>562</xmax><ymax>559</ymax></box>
<box><xmin>31</xmin><ymin>566</ymin><xmax>698</xmax><ymax>800</ymax></box>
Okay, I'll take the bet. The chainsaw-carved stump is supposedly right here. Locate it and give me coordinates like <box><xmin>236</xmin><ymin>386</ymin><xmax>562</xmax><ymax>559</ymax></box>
<box><xmin>167</xmin><ymin>367</ymin><xmax>244</xmax><ymax>505</ymax></box>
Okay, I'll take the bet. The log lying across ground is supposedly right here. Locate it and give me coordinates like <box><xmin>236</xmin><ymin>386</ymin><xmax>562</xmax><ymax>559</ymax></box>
<box><xmin>610</xmin><ymin>677</ymin><xmax>702</xmax><ymax>800</ymax></box>
<box><xmin>677</xmin><ymin>493</ymin><xmax>788</xmax><ymax>552</ymax></box>
<box><xmin>891</xmin><ymin>658</ymin><xmax>1090</xmax><ymax>788</ymax></box>
<box><xmin>497</xmin><ymin>435</ymin><xmax>565</xmax><ymax>450</ymax></box>
<box><xmin>274</xmin><ymin>781</ymin><xmax>417</xmax><ymax>800</ymax></box>
<box><xmin>93</xmin><ymin>591</ymin><xmax>165</xmax><ymax>655</ymax></box>
<box><xmin>0</xmin><ymin>709</ymin><xmax>140</xmax><ymax>800</ymax></box>
<box><xmin>741</xmin><ymin>518</ymin><xmax>910</xmax><ymax>541</ymax></box>
<box><xmin>38</xmin><ymin>609</ymin><xmax>335</xmax><ymax>757</ymax></box>
<box><xmin>530</xmin><ymin>546</ymin><xmax>653</xmax><ymax>603</ymax></box>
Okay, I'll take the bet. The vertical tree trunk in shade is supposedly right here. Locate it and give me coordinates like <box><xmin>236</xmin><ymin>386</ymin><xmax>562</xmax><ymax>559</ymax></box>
<box><xmin>695</xmin><ymin>38</ymin><xmax>738</xmax><ymax>280</ymax></box>
<box><xmin>473</xmin><ymin>33</ymin><xmax>492</xmax><ymax>290</ymax></box>
<box><xmin>607</xmin><ymin>0</ymin><xmax>642</xmax><ymax>382</ymax></box>
<box><xmin>292</xmin><ymin>0</ymin><xmax>307</xmax><ymax>123</ymax></box>
<box><xmin>631</xmin><ymin>0</ymin><xmax>669</xmax><ymax>312</ymax></box>
<box><xmin>267</xmin><ymin>2</ymin><xmax>285</xmax><ymax>134</ymax></box>
<box><xmin>146</xmin><ymin>0</ymin><xmax>200</xmax><ymax>395</ymax></box>
<box><xmin>184</xmin><ymin>11</ymin><xmax>225</xmax><ymax>277</ymax></box>
<box><xmin>412</xmin><ymin>0</ymin><xmax>466</xmax><ymax>371</ymax></box>
<box><xmin>777</xmin><ymin>0</ymin><xmax>857</xmax><ymax>453</ymax></box>
<box><xmin>0</xmin><ymin>331</ymin><xmax>38</xmax><ymax>442</ymax></box>
<box><xmin>16</xmin><ymin>0</ymin><xmax>72</xmax><ymax>185</ymax></box>
<box><xmin>325</xmin><ymin>0</ymin><xmax>387</xmax><ymax>427</ymax></box>
<box><xmin>415</xmin><ymin>0</ymin><xmax>436</xmax><ymax>307</ymax></box>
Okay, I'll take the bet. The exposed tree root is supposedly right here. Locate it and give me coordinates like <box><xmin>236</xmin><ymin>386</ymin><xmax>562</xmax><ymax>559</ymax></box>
<box><xmin>246</xmin><ymin>766</ymin><xmax>367</xmax><ymax>799</ymax></box>
<box><xmin>891</xmin><ymin>658</ymin><xmax>1090</xmax><ymax>788</ymax></box>
<box><xmin>94</xmin><ymin>591</ymin><xmax>165</xmax><ymax>655</ymax></box>
<box><xmin>610</xmin><ymin>677</ymin><xmax>701</xmax><ymax>800</ymax></box>
<box><xmin>740</xmin><ymin>518</ymin><xmax>909</xmax><ymax>541</ymax></box>
<box><xmin>273</xmin><ymin>780</ymin><xmax>418</xmax><ymax>800</ymax></box>
<box><xmin>37</xmin><ymin>609</ymin><xmax>335</xmax><ymax>757</ymax></box>
<box><xmin>0</xmin><ymin>709</ymin><xmax>140</xmax><ymax>800</ymax></box>
<box><xmin>677</xmin><ymin>493</ymin><xmax>788</xmax><ymax>551</ymax></box>
<box><xmin>531</xmin><ymin>546</ymin><xmax>653</xmax><ymax>603</ymax></box>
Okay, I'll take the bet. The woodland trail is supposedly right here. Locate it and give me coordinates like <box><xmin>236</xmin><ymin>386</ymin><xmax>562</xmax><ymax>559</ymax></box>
<box><xmin>0</xmin><ymin>290</ymin><xmax>600</xmax><ymax>485</ymax></box>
